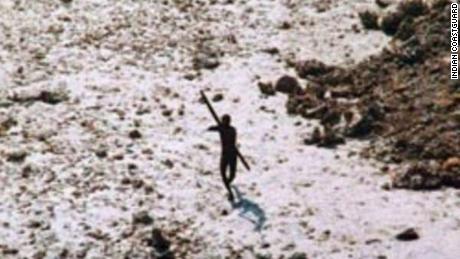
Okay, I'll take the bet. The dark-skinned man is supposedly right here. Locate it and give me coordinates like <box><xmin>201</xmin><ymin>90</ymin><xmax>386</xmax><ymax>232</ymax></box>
<box><xmin>208</xmin><ymin>114</ymin><xmax>238</xmax><ymax>202</ymax></box>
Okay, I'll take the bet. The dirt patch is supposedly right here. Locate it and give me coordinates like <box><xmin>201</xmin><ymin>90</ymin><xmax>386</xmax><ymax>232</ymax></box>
<box><xmin>272</xmin><ymin>0</ymin><xmax>459</xmax><ymax>190</ymax></box>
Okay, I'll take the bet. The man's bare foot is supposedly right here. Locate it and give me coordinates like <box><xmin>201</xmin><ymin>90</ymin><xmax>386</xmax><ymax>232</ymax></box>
<box><xmin>227</xmin><ymin>193</ymin><xmax>235</xmax><ymax>203</ymax></box>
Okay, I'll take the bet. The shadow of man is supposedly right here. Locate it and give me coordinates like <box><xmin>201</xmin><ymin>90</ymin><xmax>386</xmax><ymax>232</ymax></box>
<box><xmin>231</xmin><ymin>187</ymin><xmax>267</xmax><ymax>232</ymax></box>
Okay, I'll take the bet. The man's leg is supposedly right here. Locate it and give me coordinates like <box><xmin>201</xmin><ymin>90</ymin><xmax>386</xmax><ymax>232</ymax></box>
<box><xmin>220</xmin><ymin>156</ymin><xmax>234</xmax><ymax>201</ymax></box>
<box><xmin>229</xmin><ymin>152</ymin><xmax>237</xmax><ymax>184</ymax></box>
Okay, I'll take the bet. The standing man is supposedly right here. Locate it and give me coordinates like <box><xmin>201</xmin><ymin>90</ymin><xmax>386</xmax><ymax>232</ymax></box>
<box><xmin>208</xmin><ymin>114</ymin><xmax>238</xmax><ymax>202</ymax></box>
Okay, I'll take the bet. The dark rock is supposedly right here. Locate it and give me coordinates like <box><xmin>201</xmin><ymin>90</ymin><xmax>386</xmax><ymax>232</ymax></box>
<box><xmin>184</xmin><ymin>73</ymin><xmax>196</xmax><ymax>81</ymax></box>
<box><xmin>193</xmin><ymin>53</ymin><xmax>220</xmax><ymax>70</ymax></box>
<box><xmin>9</xmin><ymin>89</ymin><xmax>69</xmax><ymax>105</ymax></box>
<box><xmin>132</xmin><ymin>179</ymin><xmax>144</xmax><ymax>189</ymax></box>
<box><xmin>280</xmin><ymin>21</ymin><xmax>292</xmax><ymax>30</ymax></box>
<box><xmin>28</xmin><ymin>220</ymin><xmax>42</xmax><ymax>229</ymax></box>
<box><xmin>132</xmin><ymin>211</ymin><xmax>154</xmax><ymax>225</ymax></box>
<box><xmin>296</xmin><ymin>60</ymin><xmax>332</xmax><ymax>78</ymax></box>
<box><xmin>0</xmin><ymin>117</ymin><xmax>17</xmax><ymax>134</ymax></box>
<box><xmin>212</xmin><ymin>93</ymin><xmax>224</xmax><ymax>102</ymax></box>
<box><xmin>304</xmin><ymin>126</ymin><xmax>345</xmax><ymax>148</ymax></box>
<box><xmin>258</xmin><ymin>82</ymin><xmax>276</xmax><ymax>96</ymax></box>
<box><xmin>128</xmin><ymin>163</ymin><xmax>138</xmax><ymax>170</ymax></box>
<box><xmin>320</xmin><ymin>108</ymin><xmax>342</xmax><ymax>127</ymax></box>
<box><xmin>262</xmin><ymin>47</ymin><xmax>280</xmax><ymax>55</ymax></box>
<box><xmin>359</xmin><ymin>10</ymin><xmax>380</xmax><ymax>30</ymax></box>
<box><xmin>288</xmin><ymin>252</ymin><xmax>307</xmax><ymax>259</ymax></box>
<box><xmin>147</xmin><ymin>228</ymin><xmax>174</xmax><ymax>259</ymax></box>
<box><xmin>318</xmin><ymin>130</ymin><xmax>345</xmax><ymax>148</ymax></box>
<box><xmin>286</xmin><ymin>97</ymin><xmax>302</xmax><ymax>114</ymax></box>
<box><xmin>162</xmin><ymin>109</ymin><xmax>173</xmax><ymax>117</ymax></box>
<box><xmin>129</xmin><ymin>129</ymin><xmax>142</xmax><ymax>139</ymax></box>
<box><xmin>432</xmin><ymin>0</ymin><xmax>451</xmax><ymax>10</ymax></box>
<box><xmin>365</xmin><ymin>238</ymin><xmax>382</xmax><ymax>245</ymax></box>
<box><xmin>6</xmin><ymin>150</ymin><xmax>28</xmax><ymax>163</ymax></box>
<box><xmin>398</xmin><ymin>0</ymin><xmax>428</xmax><ymax>17</ymax></box>
<box><xmin>346</xmin><ymin>112</ymin><xmax>375</xmax><ymax>138</ymax></box>
<box><xmin>380</xmin><ymin>8</ymin><xmax>404</xmax><ymax>35</ymax></box>
<box><xmin>394</xmin><ymin>17</ymin><xmax>416</xmax><ymax>41</ymax></box>
<box><xmin>255</xmin><ymin>253</ymin><xmax>272</xmax><ymax>259</ymax></box>
<box><xmin>395</xmin><ymin>228</ymin><xmax>419</xmax><ymax>241</ymax></box>
<box><xmin>162</xmin><ymin>159</ymin><xmax>174</xmax><ymax>169</ymax></box>
<box><xmin>376</xmin><ymin>0</ymin><xmax>394</xmax><ymax>8</ymax></box>
<box><xmin>304</xmin><ymin>127</ymin><xmax>322</xmax><ymax>145</ymax></box>
<box><xmin>392</xmin><ymin>162</ymin><xmax>443</xmax><ymax>190</ymax></box>
<box><xmin>275</xmin><ymin>75</ymin><xmax>301</xmax><ymax>94</ymax></box>
<box><xmin>95</xmin><ymin>149</ymin><xmax>108</xmax><ymax>158</ymax></box>
<box><xmin>39</xmin><ymin>90</ymin><xmax>68</xmax><ymax>105</ymax></box>
<box><xmin>2</xmin><ymin>247</ymin><xmax>19</xmax><ymax>255</ymax></box>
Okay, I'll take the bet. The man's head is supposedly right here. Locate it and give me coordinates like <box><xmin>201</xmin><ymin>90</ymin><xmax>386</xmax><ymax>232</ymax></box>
<box><xmin>222</xmin><ymin>114</ymin><xmax>231</xmax><ymax>126</ymax></box>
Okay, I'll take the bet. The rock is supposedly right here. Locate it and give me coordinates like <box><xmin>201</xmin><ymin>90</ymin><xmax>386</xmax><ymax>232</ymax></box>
<box><xmin>8</xmin><ymin>88</ymin><xmax>69</xmax><ymax>105</ymax></box>
<box><xmin>382</xmin><ymin>182</ymin><xmax>392</xmax><ymax>190</ymax></box>
<box><xmin>392</xmin><ymin>162</ymin><xmax>443</xmax><ymax>190</ymax></box>
<box><xmin>212</xmin><ymin>93</ymin><xmax>224</xmax><ymax>102</ymax></box>
<box><xmin>0</xmin><ymin>116</ymin><xmax>16</xmax><ymax>135</ymax></box>
<box><xmin>255</xmin><ymin>253</ymin><xmax>272</xmax><ymax>259</ymax></box>
<box><xmin>6</xmin><ymin>150</ymin><xmax>28</xmax><ymax>163</ymax></box>
<box><xmin>432</xmin><ymin>0</ymin><xmax>451</xmax><ymax>10</ymax></box>
<box><xmin>398</xmin><ymin>0</ymin><xmax>428</xmax><ymax>17</ymax></box>
<box><xmin>393</xmin><ymin>16</ymin><xmax>416</xmax><ymax>40</ymax></box>
<box><xmin>95</xmin><ymin>148</ymin><xmax>108</xmax><ymax>158</ymax></box>
<box><xmin>184</xmin><ymin>73</ymin><xmax>196</xmax><ymax>81</ymax></box>
<box><xmin>319</xmin><ymin>126</ymin><xmax>345</xmax><ymax>148</ymax></box>
<box><xmin>2</xmin><ymin>247</ymin><xmax>19</xmax><ymax>255</ymax></box>
<box><xmin>262</xmin><ymin>47</ymin><xmax>280</xmax><ymax>55</ymax></box>
<box><xmin>346</xmin><ymin>112</ymin><xmax>375</xmax><ymax>137</ymax></box>
<box><xmin>320</xmin><ymin>107</ymin><xmax>342</xmax><ymax>127</ymax></box>
<box><xmin>442</xmin><ymin>157</ymin><xmax>460</xmax><ymax>172</ymax></box>
<box><xmin>128</xmin><ymin>163</ymin><xmax>138</xmax><ymax>171</ymax></box>
<box><xmin>59</xmin><ymin>249</ymin><xmax>69</xmax><ymax>258</ymax></box>
<box><xmin>376</xmin><ymin>0</ymin><xmax>394</xmax><ymax>8</ymax></box>
<box><xmin>38</xmin><ymin>90</ymin><xmax>68</xmax><ymax>105</ymax></box>
<box><xmin>258</xmin><ymin>82</ymin><xmax>276</xmax><ymax>96</ymax></box>
<box><xmin>275</xmin><ymin>75</ymin><xmax>301</xmax><ymax>94</ymax></box>
<box><xmin>87</xmin><ymin>229</ymin><xmax>109</xmax><ymax>240</ymax></box>
<box><xmin>131</xmin><ymin>179</ymin><xmax>144</xmax><ymax>189</ymax></box>
<box><xmin>304</xmin><ymin>127</ymin><xmax>322</xmax><ymax>145</ymax></box>
<box><xmin>379</xmin><ymin>8</ymin><xmax>404</xmax><ymax>35</ymax></box>
<box><xmin>280</xmin><ymin>21</ymin><xmax>292</xmax><ymax>30</ymax></box>
<box><xmin>304</xmin><ymin>126</ymin><xmax>344</xmax><ymax>148</ymax></box>
<box><xmin>296</xmin><ymin>60</ymin><xmax>332</xmax><ymax>78</ymax></box>
<box><xmin>27</xmin><ymin>220</ymin><xmax>42</xmax><ymax>229</ymax></box>
<box><xmin>132</xmin><ymin>211</ymin><xmax>154</xmax><ymax>225</ymax></box>
<box><xmin>148</xmin><ymin>228</ymin><xmax>174</xmax><ymax>259</ymax></box>
<box><xmin>129</xmin><ymin>129</ymin><xmax>142</xmax><ymax>139</ymax></box>
<box><xmin>33</xmin><ymin>250</ymin><xmax>47</xmax><ymax>259</ymax></box>
<box><xmin>288</xmin><ymin>252</ymin><xmax>307</xmax><ymax>259</ymax></box>
<box><xmin>192</xmin><ymin>53</ymin><xmax>220</xmax><ymax>70</ymax></box>
<box><xmin>359</xmin><ymin>10</ymin><xmax>380</xmax><ymax>30</ymax></box>
<box><xmin>395</xmin><ymin>228</ymin><xmax>419</xmax><ymax>241</ymax></box>
<box><xmin>162</xmin><ymin>109</ymin><xmax>173</xmax><ymax>117</ymax></box>
<box><xmin>162</xmin><ymin>159</ymin><xmax>174</xmax><ymax>169</ymax></box>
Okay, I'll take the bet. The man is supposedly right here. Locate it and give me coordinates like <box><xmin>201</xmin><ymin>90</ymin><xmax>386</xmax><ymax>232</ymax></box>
<box><xmin>208</xmin><ymin>114</ymin><xmax>237</xmax><ymax>202</ymax></box>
